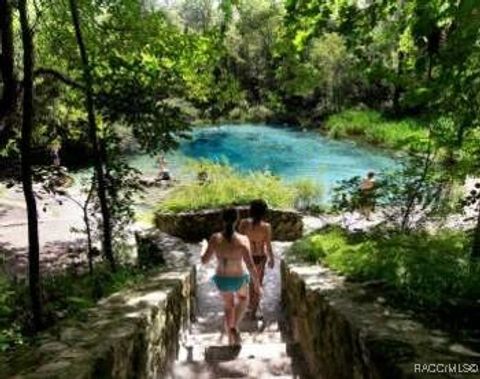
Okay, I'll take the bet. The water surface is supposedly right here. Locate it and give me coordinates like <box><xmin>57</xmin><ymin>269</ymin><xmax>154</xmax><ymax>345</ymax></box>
<box><xmin>176</xmin><ymin>124</ymin><xmax>396</xmax><ymax>195</ymax></box>
<box><xmin>78</xmin><ymin>124</ymin><xmax>397</xmax><ymax>200</ymax></box>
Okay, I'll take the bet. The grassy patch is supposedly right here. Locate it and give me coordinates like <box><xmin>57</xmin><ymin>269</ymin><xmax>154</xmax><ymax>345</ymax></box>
<box><xmin>157</xmin><ymin>161</ymin><xmax>298</xmax><ymax>213</ymax></box>
<box><xmin>135</xmin><ymin>209</ymin><xmax>155</xmax><ymax>226</ymax></box>
<box><xmin>290</xmin><ymin>227</ymin><xmax>480</xmax><ymax>308</ymax></box>
<box><xmin>324</xmin><ymin>109</ymin><xmax>427</xmax><ymax>151</ymax></box>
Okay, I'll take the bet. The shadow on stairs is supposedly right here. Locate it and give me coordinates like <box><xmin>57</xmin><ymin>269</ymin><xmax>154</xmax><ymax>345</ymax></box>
<box><xmin>167</xmin><ymin>318</ymin><xmax>311</xmax><ymax>379</ymax></box>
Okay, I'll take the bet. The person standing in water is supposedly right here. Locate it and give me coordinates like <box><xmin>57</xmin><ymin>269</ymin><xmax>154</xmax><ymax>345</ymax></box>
<box><xmin>201</xmin><ymin>208</ymin><xmax>261</xmax><ymax>345</ymax></box>
<box><xmin>238</xmin><ymin>199</ymin><xmax>274</xmax><ymax>319</ymax></box>
<box><xmin>359</xmin><ymin>171</ymin><xmax>376</xmax><ymax>221</ymax></box>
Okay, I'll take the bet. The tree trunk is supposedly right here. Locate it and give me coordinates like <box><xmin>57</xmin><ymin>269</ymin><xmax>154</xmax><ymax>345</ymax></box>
<box><xmin>68</xmin><ymin>0</ymin><xmax>116</xmax><ymax>272</ymax></box>
<box><xmin>427</xmin><ymin>52</ymin><xmax>433</xmax><ymax>82</ymax></box>
<box><xmin>83</xmin><ymin>180</ymin><xmax>95</xmax><ymax>275</ymax></box>
<box><xmin>393</xmin><ymin>51</ymin><xmax>404</xmax><ymax>115</ymax></box>
<box><xmin>0</xmin><ymin>0</ymin><xmax>17</xmax><ymax>147</ymax></box>
<box><xmin>18</xmin><ymin>0</ymin><xmax>42</xmax><ymax>331</ymax></box>
<box><xmin>472</xmin><ymin>207</ymin><xmax>480</xmax><ymax>259</ymax></box>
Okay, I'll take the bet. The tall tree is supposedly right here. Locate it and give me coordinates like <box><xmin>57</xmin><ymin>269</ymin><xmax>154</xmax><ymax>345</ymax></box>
<box><xmin>18</xmin><ymin>0</ymin><xmax>43</xmax><ymax>331</ymax></box>
<box><xmin>68</xmin><ymin>0</ymin><xmax>116</xmax><ymax>271</ymax></box>
<box><xmin>0</xmin><ymin>0</ymin><xmax>17</xmax><ymax>148</ymax></box>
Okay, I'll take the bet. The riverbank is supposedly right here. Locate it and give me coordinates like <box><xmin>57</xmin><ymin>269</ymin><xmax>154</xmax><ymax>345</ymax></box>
<box><xmin>322</xmin><ymin>109</ymin><xmax>428</xmax><ymax>152</ymax></box>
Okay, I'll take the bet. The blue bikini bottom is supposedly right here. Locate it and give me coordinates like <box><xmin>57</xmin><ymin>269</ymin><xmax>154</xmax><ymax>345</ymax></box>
<box><xmin>212</xmin><ymin>274</ymin><xmax>250</xmax><ymax>292</ymax></box>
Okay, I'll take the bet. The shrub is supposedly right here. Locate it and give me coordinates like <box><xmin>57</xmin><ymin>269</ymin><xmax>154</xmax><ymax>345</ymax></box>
<box><xmin>292</xmin><ymin>179</ymin><xmax>324</xmax><ymax>212</ymax></box>
<box><xmin>0</xmin><ymin>275</ymin><xmax>24</xmax><ymax>352</ymax></box>
<box><xmin>227</xmin><ymin>104</ymin><xmax>274</xmax><ymax>123</ymax></box>
<box><xmin>331</xmin><ymin>156</ymin><xmax>450</xmax><ymax>231</ymax></box>
<box><xmin>157</xmin><ymin>161</ymin><xmax>296</xmax><ymax>213</ymax></box>
<box><xmin>228</xmin><ymin>106</ymin><xmax>247</xmax><ymax>121</ymax></box>
<box><xmin>324</xmin><ymin>109</ymin><xmax>427</xmax><ymax>151</ymax></box>
<box><xmin>291</xmin><ymin>227</ymin><xmax>480</xmax><ymax>308</ymax></box>
<box><xmin>247</xmin><ymin>105</ymin><xmax>274</xmax><ymax>122</ymax></box>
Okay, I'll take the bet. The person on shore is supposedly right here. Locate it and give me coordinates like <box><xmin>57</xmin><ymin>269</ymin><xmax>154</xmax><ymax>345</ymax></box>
<box><xmin>359</xmin><ymin>171</ymin><xmax>376</xmax><ymax>221</ymax></box>
<box><xmin>197</xmin><ymin>164</ymin><xmax>209</xmax><ymax>185</ymax></box>
<box><xmin>50</xmin><ymin>142</ymin><xmax>61</xmax><ymax>167</ymax></box>
<box><xmin>158</xmin><ymin>155</ymin><xmax>171</xmax><ymax>183</ymax></box>
<box><xmin>238</xmin><ymin>199</ymin><xmax>274</xmax><ymax>319</ymax></box>
<box><xmin>201</xmin><ymin>208</ymin><xmax>261</xmax><ymax>345</ymax></box>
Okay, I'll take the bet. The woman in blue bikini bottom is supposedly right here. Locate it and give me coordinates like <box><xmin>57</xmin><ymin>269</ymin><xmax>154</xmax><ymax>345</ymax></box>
<box><xmin>212</xmin><ymin>273</ymin><xmax>250</xmax><ymax>293</ymax></box>
<box><xmin>201</xmin><ymin>208</ymin><xmax>261</xmax><ymax>345</ymax></box>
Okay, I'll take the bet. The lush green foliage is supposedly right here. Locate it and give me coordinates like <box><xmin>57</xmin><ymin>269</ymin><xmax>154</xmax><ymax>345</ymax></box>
<box><xmin>157</xmin><ymin>161</ymin><xmax>297</xmax><ymax>213</ymax></box>
<box><xmin>284</xmin><ymin>0</ymin><xmax>480</xmax><ymax>114</ymax></box>
<box><xmin>291</xmin><ymin>227</ymin><xmax>480</xmax><ymax>308</ymax></box>
<box><xmin>330</xmin><ymin>120</ymin><xmax>468</xmax><ymax>231</ymax></box>
<box><xmin>0</xmin><ymin>265</ymin><xmax>149</xmax><ymax>351</ymax></box>
<box><xmin>4</xmin><ymin>0</ymin><xmax>480</xmax><ymax>156</ymax></box>
<box><xmin>0</xmin><ymin>276</ymin><xmax>24</xmax><ymax>352</ymax></box>
<box><xmin>324</xmin><ymin>110</ymin><xmax>427</xmax><ymax>151</ymax></box>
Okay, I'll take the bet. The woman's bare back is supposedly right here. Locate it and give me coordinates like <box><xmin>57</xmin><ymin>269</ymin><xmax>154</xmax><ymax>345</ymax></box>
<box><xmin>208</xmin><ymin>232</ymin><xmax>250</xmax><ymax>276</ymax></box>
<box><xmin>238</xmin><ymin>219</ymin><xmax>271</xmax><ymax>256</ymax></box>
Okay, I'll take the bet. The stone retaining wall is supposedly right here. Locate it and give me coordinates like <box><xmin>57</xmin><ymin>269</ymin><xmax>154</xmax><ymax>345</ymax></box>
<box><xmin>1</xmin><ymin>233</ymin><xmax>196</xmax><ymax>379</ymax></box>
<box><xmin>281</xmin><ymin>261</ymin><xmax>480</xmax><ymax>379</ymax></box>
<box><xmin>155</xmin><ymin>206</ymin><xmax>303</xmax><ymax>242</ymax></box>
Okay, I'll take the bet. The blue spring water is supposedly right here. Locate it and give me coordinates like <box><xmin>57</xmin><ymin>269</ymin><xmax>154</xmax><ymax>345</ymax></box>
<box><xmin>119</xmin><ymin>123</ymin><xmax>398</xmax><ymax>205</ymax></box>
<box><xmin>178</xmin><ymin>124</ymin><xmax>397</xmax><ymax>195</ymax></box>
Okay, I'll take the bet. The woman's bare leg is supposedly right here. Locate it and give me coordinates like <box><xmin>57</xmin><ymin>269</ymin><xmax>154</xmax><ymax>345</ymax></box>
<box><xmin>234</xmin><ymin>284</ymin><xmax>249</xmax><ymax>329</ymax></box>
<box><xmin>249</xmin><ymin>261</ymin><xmax>266</xmax><ymax>316</ymax></box>
<box><xmin>221</xmin><ymin>292</ymin><xmax>235</xmax><ymax>343</ymax></box>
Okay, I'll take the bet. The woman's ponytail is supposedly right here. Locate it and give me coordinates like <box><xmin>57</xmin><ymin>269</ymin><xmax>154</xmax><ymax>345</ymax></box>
<box><xmin>222</xmin><ymin>207</ymin><xmax>238</xmax><ymax>242</ymax></box>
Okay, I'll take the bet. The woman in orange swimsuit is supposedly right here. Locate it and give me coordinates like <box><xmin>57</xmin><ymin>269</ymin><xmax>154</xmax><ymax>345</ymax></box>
<box><xmin>238</xmin><ymin>199</ymin><xmax>274</xmax><ymax>319</ymax></box>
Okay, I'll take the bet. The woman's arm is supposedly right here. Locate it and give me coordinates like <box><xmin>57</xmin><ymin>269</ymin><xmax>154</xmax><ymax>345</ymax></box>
<box><xmin>201</xmin><ymin>235</ymin><xmax>216</xmax><ymax>264</ymax></box>
<box><xmin>241</xmin><ymin>238</ymin><xmax>261</xmax><ymax>291</ymax></box>
<box><xmin>265</xmin><ymin>224</ymin><xmax>274</xmax><ymax>268</ymax></box>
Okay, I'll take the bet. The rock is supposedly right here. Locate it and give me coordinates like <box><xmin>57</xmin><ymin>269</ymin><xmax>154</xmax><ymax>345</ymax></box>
<box><xmin>302</xmin><ymin>215</ymin><xmax>328</xmax><ymax>235</ymax></box>
<box><xmin>135</xmin><ymin>228</ymin><xmax>166</xmax><ymax>268</ymax></box>
<box><xmin>38</xmin><ymin>342</ymin><xmax>68</xmax><ymax>355</ymax></box>
<box><xmin>36</xmin><ymin>360</ymin><xmax>72</xmax><ymax>374</ymax></box>
<box><xmin>139</xmin><ymin>177</ymin><xmax>163</xmax><ymax>188</ymax></box>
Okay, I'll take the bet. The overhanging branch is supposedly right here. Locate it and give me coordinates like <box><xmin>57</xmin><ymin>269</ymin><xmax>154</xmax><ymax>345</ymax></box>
<box><xmin>34</xmin><ymin>68</ymin><xmax>85</xmax><ymax>90</ymax></box>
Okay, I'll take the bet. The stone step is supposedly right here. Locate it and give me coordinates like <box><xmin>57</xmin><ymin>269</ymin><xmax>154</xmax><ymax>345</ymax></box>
<box><xmin>183</xmin><ymin>330</ymin><xmax>286</xmax><ymax>346</ymax></box>
<box><xmin>178</xmin><ymin>330</ymin><xmax>289</xmax><ymax>363</ymax></box>
<box><xmin>178</xmin><ymin>338</ymin><xmax>289</xmax><ymax>361</ymax></box>
<box><xmin>169</xmin><ymin>355</ymin><xmax>293</xmax><ymax>378</ymax></box>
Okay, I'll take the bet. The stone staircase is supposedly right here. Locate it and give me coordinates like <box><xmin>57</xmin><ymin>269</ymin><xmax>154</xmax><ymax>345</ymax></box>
<box><xmin>168</xmin><ymin>319</ymin><xmax>297</xmax><ymax>378</ymax></box>
<box><xmin>166</xmin><ymin>242</ymin><xmax>308</xmax><ymax>379</ymax></box>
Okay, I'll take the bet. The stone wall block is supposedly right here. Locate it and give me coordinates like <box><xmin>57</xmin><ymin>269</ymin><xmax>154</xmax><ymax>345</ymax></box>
<box><xmin>282</xmin><ymin>261</ymin><xmax>475</xmax><ymax>379</ymax></box>
<box><xmin>155</xmin><ymin>206</ymin><xmax>303</xmax><ymax>242</ymax></box>
<box><xmin>2</xmin><ymin>268</ymin><xmax>194</xmax><ymax>379</ymax></box>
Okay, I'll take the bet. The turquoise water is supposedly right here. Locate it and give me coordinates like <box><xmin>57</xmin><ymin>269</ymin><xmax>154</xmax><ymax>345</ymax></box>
<box><xmin>129</xmin><ymin>124</ymin><xmax>397</xmax><ymax>196</ymax></box>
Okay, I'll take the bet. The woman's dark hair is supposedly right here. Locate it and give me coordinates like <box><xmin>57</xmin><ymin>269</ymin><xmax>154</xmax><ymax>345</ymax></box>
<box><xmin>222</xmin><ymin>207</ymin><xmax>238</xmax><ymax>241</ymax></box>
<box><xmin>250</xmin><ymin>199</ymin><xmax>268</xmax><ymax>225</ymax></box>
